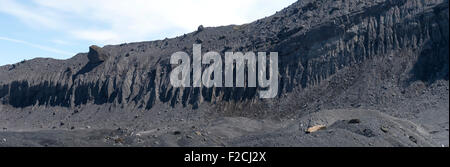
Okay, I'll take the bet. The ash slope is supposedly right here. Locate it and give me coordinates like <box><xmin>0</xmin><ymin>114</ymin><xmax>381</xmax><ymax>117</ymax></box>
<box><xmin>0</xmin><ymin>0</ymin><xmax>449</xmax><ymax>147</ymax></box>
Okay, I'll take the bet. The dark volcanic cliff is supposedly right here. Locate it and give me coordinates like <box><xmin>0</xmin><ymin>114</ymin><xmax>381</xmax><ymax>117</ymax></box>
<box><xmin>0</xmin><ymin>0</ymin><xmax>448</xmax><ymax>147</ymax></box>
<box><xmin>1</xmin><ymin>0</ymin><xmax>448</xmax><ymax>112</ymax></box>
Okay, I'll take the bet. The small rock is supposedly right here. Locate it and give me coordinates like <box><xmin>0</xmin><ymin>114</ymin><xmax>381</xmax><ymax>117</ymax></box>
<box><xmin>2</xmin><ymin>138</ymin><xmax>6</xmax><ymax>142</ymax></box>
<box><xmin>362</xmin><ymin>129</ymin><xmax>375</xmax><ymax>137</ymax></box>
<box><xmin>195</xmin><ymin>131</ymin><xmax>202</xmax><ymax>136</ymax></box>
<box><xmin>154</xmin><ymin>141</ymin><xmax>160</xmax><ymax>145</ymax></box>
<box><xmin>380</xmin><ymin>126</ymin><xmax>389</xmax><ymax>133</ymax></box>
<box><xmin>348</xmin><ymin>119</ymin><xmax>361</xmax><ymax>124</ymax></box>
<box><xmin>306</xmin><ymin>125</ymin><xmax>326</xmax><ymax>133</ymax></box>
<box><xmin>186</xmin><ymin>135</ymin><xmax>193</xmax><ymax>139</ymax></box>
<box><xmin>86</xmin><ymin>126</ymin><xmax>91</xmax><ymax>129</ymax></box>
<box><xmin>114</xmin><ymin>138</ymin><xmax>124</xmax><ymax>144</ymax></box>
<box><xmin>197</xmin><ymin>25</ymin><xmax>204</xmax><ymax>32</ymax></box>
<box><xmin>70</xmin><ymin>126</ymin><xmax>75</xmax><ymax>130</ymax></box>
<box><xmin>173</xmin><ymin>131</ymin><xmax>181</xmax><ymax>135</ymax></box>
<box><xmin>137</xmin><ymin>138</ymin><xmax>143</xmax><ymax>143</ymax></box>
<box><xmin>409</xmin><ymin>136</ymin><xmax>418</xmax><ymax>144</ymax></box>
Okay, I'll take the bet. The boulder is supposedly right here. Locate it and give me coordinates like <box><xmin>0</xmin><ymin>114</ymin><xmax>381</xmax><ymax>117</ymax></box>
<box><xmin>306</xmin><ymin>125</ymin><xmax>326</xmax><ymax>133</ymax></box>
<box><xmin>87</xmin><ymin>45</ymin><xmax>109</xmax><ymax>63</ymax></box>
<box><xmin>348</xmin><ymin>119</ymin><xmax>361</xmax><ymax>124</ymax></box>
<box><xmin>197</xmin><ymin>25</ymin><xmax>204</xmax><ymax>32</ymax></box>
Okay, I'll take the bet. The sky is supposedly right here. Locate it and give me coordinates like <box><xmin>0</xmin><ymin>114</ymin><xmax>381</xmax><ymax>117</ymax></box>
<box><xmin>0</xmin><ymin>0</ymin><xmax>296</xmax><ymax>65</ymax></box>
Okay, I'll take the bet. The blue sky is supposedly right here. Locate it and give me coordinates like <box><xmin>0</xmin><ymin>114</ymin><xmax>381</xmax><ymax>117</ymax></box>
<box><xmin>0</xmin><ymin>0</ymin><xmax>296</xmax><ymax>65</ymax></box>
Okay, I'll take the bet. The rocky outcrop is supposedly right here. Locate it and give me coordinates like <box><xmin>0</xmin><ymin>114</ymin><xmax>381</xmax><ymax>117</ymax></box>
<box><xmin>87</xmin><ymin>45</ymin><xmax>109</xmax><ymax>64</ymax></box>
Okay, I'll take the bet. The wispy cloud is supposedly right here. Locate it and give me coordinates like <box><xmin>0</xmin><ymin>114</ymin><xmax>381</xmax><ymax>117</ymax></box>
<box><xmin>0</xmin><ymin>0</ymin><xmax>297</xmax><ymax>45</ymax></box>
<box><xmin>0</xmin><ymin>0</ymin><xmax>63</xmax><ymax>29</ymax></box>
<box><xmin>50</xmin><ymin>39</ymin><xmax>71</xmax><ymax>45</ymax></box>
<box><xmin>0</xmin><ymin>36</ymin><xmax>75</xmax><ymax>56</ymax></box>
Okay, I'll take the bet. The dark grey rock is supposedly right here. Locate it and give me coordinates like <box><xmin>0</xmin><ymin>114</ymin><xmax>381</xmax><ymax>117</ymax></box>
<box><xmin>87</xmin><ymin>45</ymin><xmax>109</xmax><ymax>63</ymax></box>
<box><xmin>197</xmin><ymin>25</ymin><xmax>204</xmax><ymax>32</ymax></box>
<box><xmin>348</xmin><ymin>119</ymin><xmax>361</xmax><ymax>124</ymax></box>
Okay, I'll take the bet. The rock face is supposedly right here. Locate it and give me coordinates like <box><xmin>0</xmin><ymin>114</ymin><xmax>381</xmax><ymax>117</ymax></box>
<box><xmin>0</xmin><ymin>0</ymin><xmax>448</xmax><ymax>146</ymax></box>
<box><xmin>87</xmin><ymin>45</ymin><xmax>109</xmax><ymax>64</ymax></box>
<box><xmin>0</xmin><ymin>0</ymin><xmax>448</xmax><ymax>112</ymax></box>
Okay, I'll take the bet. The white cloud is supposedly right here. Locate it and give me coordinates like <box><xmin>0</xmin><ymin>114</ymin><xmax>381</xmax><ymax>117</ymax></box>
<box><xmin>70</xmin><ymin>30</ymin><xmax>121</xmax><ymax>44</ymax></box>
<box><xmin>50</xmin><ymin>39</ymin><xmax>71</xmax><ymax>45</ymax></box>
<box><xmin>0</xmin><ymin>0</ymin><xmax>62</xmax><ymax>29</ymax></box>
<box><xmin>0</xmin><ymin>0</ymin><xmax>297</xmax><ymax>45</ymax></box>
<box><xmin>0</xmin><ymin>36</ymin><xmax>75</xmax><ymax>56</ymax></box>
